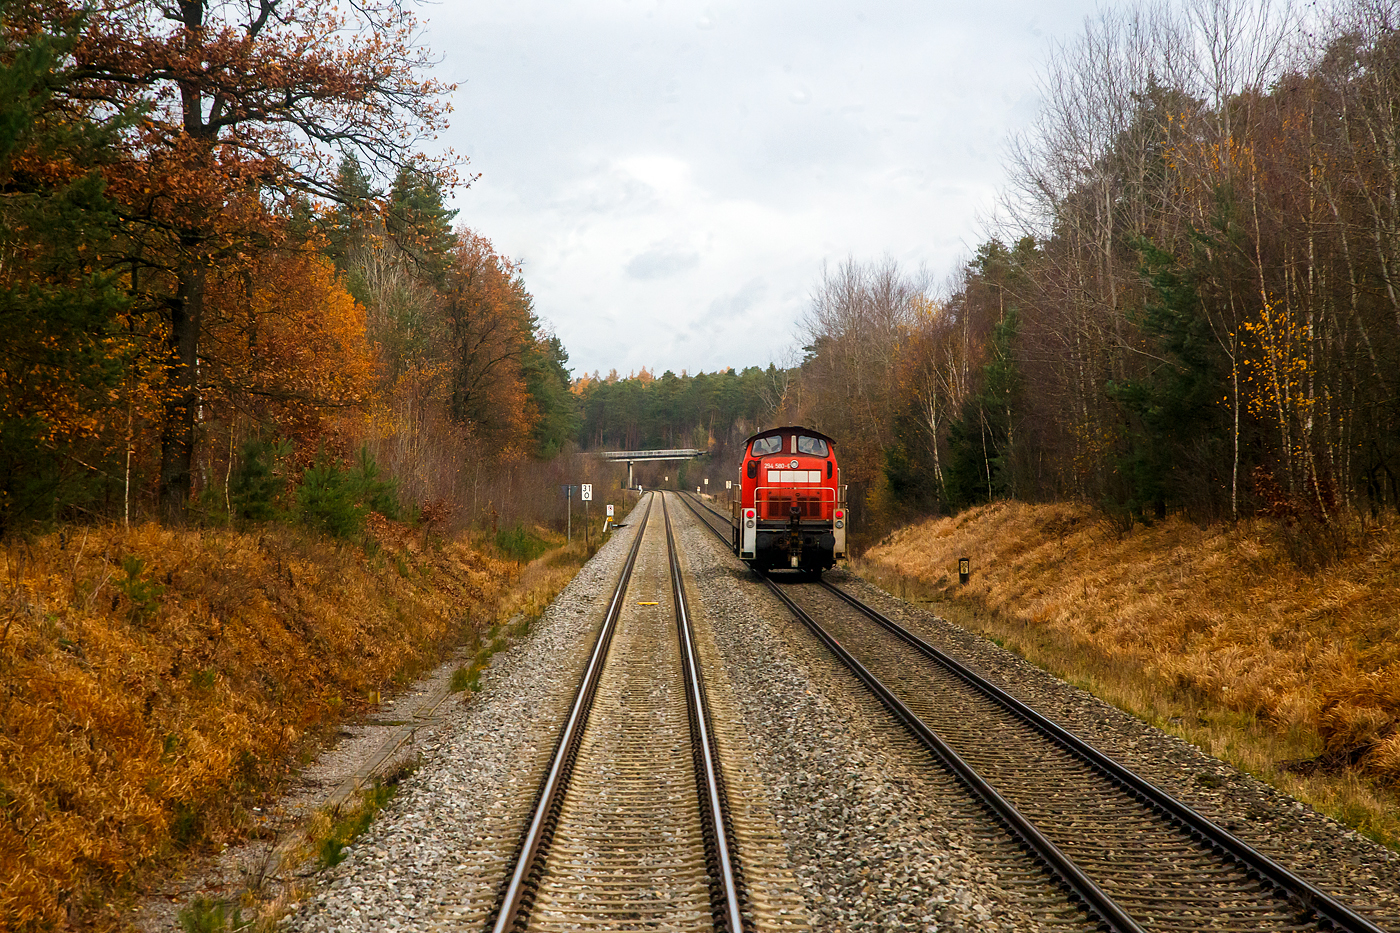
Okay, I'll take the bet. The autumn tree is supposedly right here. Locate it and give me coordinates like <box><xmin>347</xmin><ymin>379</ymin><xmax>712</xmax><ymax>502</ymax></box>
<box><xmin>202</xmin><ymin>251</ymin><xmax>373</xmax><ymax>436</ymax></box>
<box><xmin>36</xmin><ymin>0</ymin><xmax>452</xmax><ymax>519</ymax></box>
<box><xmin>439</xmin><ymin>232</ymin><xmax>538</xmax><ymax>455</ymax></box>
<box><xmin>787</xmin><ymin>257</ymin><xmax>930</xmax><ymax>527</ymax></box>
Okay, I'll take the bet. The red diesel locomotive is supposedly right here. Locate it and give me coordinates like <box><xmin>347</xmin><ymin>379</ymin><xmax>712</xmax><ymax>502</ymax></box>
<box><xmin>730</xmin><ymin>426</ymin><xmax>847</xmax><ymax>575</ymax></box>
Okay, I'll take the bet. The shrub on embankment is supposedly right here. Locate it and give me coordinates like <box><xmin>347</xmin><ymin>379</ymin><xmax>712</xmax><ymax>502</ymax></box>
<box><xmin>0</xmin><ymin>520</ymin><xmax>516</xmax><ymax>931</ymax></box>
<box><xmin>860</xmin><ymin>502</ymin><xmax>1400</xmax><ymax>812</ymax></box>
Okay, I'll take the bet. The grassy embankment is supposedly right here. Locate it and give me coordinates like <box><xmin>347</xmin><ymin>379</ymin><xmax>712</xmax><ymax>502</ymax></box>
<box><xmin>0</xmin><ymin>515</ymin><xmax>600</xmax><ymax>933</ymax></box>
<box><xmin>856</xmin><ymin>501</ymin><xmax>1400</xmax><ymax>848</ymax></box>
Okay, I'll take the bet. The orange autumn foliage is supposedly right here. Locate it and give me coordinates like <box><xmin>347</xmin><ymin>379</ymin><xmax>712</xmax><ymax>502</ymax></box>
<box><xmin>8</xmin><ymin>0</ymin><xmax>455</xmax><ymax>516</ymax></box>
<box><xmin>203</xmin><ymin>252</ymin><xmax>374</xmax><ymax>441</ymax></box>
<box><xmin>440</xmin><ymin>232</ymin><xmax>539</xmax><ymax>458</ymax></box>
<box><xmin>0</xmin><ymin>522</ymin><xmax>516</xmax><ymax>931</ymax></box>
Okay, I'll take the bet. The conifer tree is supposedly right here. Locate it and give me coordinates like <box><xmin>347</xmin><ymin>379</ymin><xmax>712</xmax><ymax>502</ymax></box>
<box><xmin>1107</xmin><ymin>240</ymin><xmax>1230</xmax><ymax>520</ymax></box>
<box><xmin>0</xmin><ymin>2</ymin><xmax>135</xmax><ymax>531</ymax></box>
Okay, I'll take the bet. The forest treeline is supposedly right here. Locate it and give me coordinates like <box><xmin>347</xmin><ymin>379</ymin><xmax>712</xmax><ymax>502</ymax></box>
<box><xmin>9</xmin><ymin>0</ymin><xmax>1400</xmax><ymax>546</ymax></box>
<box><xmin>907</xmin><ymin>0</ymin><xmax>1400</xmax><ymax>526</ymax></box>
<box><xmin>856</xmin><ymin>0</ymin><xmax>1400</xmax><ymax>529</ymax></box>
<box><xmin>0</xmin><ymin>0</ymin><xmax>581</xmax><ymax>539</ymax></box>
<box><xmin>896</xmin><ymin>0</ymin><xmax>1400</xmax><ymax>527</ymax></box>
<box><xmin>573</xmin><ymin>365</ymin><xmax>791</xmax><ymax>467</ymax></box>
<box><xmin>581</xmin><ymin>0</ymin><xmax>1400</xmax><ymax>542</ymax></box>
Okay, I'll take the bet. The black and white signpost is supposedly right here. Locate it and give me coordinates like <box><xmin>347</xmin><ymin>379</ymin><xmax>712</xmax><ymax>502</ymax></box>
<box><xmin>581</xmin><ymin>484</ymin><xmax>592</xmax><ymax>548</ymax></box>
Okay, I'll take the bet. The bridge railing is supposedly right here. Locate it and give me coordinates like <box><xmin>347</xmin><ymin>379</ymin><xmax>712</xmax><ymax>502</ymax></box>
<box><xmin>597</xmin><ymin>448</ymin><xmax>703</xmax><ymax>461</ymax></box>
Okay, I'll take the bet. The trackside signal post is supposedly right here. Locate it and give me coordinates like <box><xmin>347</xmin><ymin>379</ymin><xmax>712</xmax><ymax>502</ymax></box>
<box><xmin>560</xmin><ymin>484</ymin><xmax>577</xmax><ymax>542</ymax></box>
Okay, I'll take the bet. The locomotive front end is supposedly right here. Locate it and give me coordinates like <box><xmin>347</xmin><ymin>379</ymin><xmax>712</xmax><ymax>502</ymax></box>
<box><xmin>731</xmin><ymin>427</ymin><xmax>846</xmax><ymax>576</ymax></box>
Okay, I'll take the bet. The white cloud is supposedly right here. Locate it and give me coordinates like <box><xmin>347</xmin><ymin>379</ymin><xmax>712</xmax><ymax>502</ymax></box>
<box><xmin>626</xmin><ymin>247</ymin><xmax>701</xmax><ymax>281</ymax></box>
<box><xmin>426</xmin><ymin>0</ymin><xmax>1101</xmax><ymax>376</ymax></box>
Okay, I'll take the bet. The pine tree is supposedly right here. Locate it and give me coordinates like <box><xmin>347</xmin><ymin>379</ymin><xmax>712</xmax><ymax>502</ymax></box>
<box><xmin>522</xmin><ymin>332</ymin><xmax>582</xmax><ymax>459</ymax></box>
<box><xmin>1106</xmin><ymin>239</ymin><xmax>1230</xmax><ymax>521</ymax></box>
<box><xmin>387</xmin><ymin>166</ymin><xmax>458</xmax><ymax>284</ymax></box>
<box><xmin>326</xmin><ymin>155</ymin><xmax>377</xmax><ymax>270</ymax></box>
<box><xmin>0</xmin><ymin>2</ymin><xmax>134</xmax><ymax>532</ymax></box>
<box><xmin>944</xmin><ymin>308</ymin><xmax>1021</xmax><ymax>509</ymax></box>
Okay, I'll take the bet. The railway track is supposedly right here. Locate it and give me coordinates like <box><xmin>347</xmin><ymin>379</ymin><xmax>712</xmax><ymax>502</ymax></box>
<box><xmin>678</xmin><ymin>491</ymin><xmax>1395</xmax><ymax>933</ymax></box>
<box><xmin>487</xmin><ymin>492</ymin><xmax>748</xmax><ymax>933</ymax></box>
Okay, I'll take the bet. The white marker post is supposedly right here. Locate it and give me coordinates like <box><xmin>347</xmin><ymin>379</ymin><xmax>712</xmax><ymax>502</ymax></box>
<box><xmin>581</xmin><ymin>484</ymin><xmax>592</xmax><ymax>548</ymax></box>
<box><xmin>604</xmin><ymin>502</ymin><xmax>615</xmax><ymax>534</ymax></box>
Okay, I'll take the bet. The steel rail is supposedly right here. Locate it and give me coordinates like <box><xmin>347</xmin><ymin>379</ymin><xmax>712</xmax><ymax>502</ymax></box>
<box><xmin>757</xmin><ymin>572</ymin><xmax>1144</xmax><ymax>933</ymax></box>
<box><xmin>819</xmin><ymin>580</ymin><xmax>1390</xmax><ymax>933</ymax></box>
<box><xmin>662</xmin><ymin>493</ymin><xmax>748</xmax><ymax>932</ymax></box>
<box><xmin>487</xmin><ymin>494</ymin><xmax>654</xmax><ymax>933</ymax></box>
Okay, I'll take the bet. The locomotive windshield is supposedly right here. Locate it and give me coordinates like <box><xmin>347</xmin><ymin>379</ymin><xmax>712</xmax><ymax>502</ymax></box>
<box><xmin>751</xmin><ymin>435</ymin><xmax>783</xmax><ymax>455</ymax></box>
<box><xmin>796</xmin><ymin>436</ymin><xmax>828</xmax><ymax>457</ymax></box>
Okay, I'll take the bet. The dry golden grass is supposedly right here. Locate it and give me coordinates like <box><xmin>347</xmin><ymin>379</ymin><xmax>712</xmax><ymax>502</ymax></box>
<box><xmin>0</xmin><ymin>520</ymin><xmax>525</xmax><ymax>932</ymax></box>
<box><xmin>858</xmin><ymin>501</ymin><xmax>1400</xmax><ymax>846</ymax></box>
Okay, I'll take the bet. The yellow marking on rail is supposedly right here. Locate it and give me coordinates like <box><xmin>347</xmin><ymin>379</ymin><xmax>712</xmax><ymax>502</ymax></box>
<box><xmin>637</xmin><ymin>601</ymin><xmax>660</xmax><ymax>606</ymax></box>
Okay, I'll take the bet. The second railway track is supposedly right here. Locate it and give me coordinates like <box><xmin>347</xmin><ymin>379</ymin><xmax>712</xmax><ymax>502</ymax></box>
<box><xmin>679</xmin><ymin>491</ymin><xmax>1398</xmax><ymax>933</ymax></box>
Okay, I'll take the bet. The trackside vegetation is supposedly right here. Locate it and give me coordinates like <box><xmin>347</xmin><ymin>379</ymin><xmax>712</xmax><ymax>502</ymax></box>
<box><xmin>0</xmin><ymin>514</ymin><xmax>605</xmax><ymax>931</ymax></box>
<box><xmin>859</xmin><ymin>502</ymin><xmax>1400</xmax><ymax>848</ymax></box>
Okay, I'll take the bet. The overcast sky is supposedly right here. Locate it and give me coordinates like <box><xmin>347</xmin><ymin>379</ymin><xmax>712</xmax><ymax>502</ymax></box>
<box><xmin>425</xmin><ymin>0</ymin><xmax>1099</xmax><ymax>379</ymax></box>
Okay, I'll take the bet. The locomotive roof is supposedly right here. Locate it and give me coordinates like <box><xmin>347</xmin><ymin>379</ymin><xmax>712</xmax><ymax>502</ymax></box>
<box><xmin>742</xmin><ymin>425</ymin><xmax>836</xmax><ymax>447</ymax></box>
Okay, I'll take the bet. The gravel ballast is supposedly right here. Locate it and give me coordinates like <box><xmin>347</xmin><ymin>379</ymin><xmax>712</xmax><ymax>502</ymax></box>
<box><xmin>284</xmin><ymin>504</ymin><xmax>645</xmax><ymax>931</ymax></box>
<box><xmin>836</xmin><ymin>571</ymin><xmax>1400</xmax><ymax>929</ymax></box>
<box><xmin>275</xmin><ymin>492</ymin><xmax>1400</xmax><ymax>932</ymax></box>
<box><xmin>672</xmin><ymin>500</ymin><xmax>1051</xmax><ymax>932</ymax></box>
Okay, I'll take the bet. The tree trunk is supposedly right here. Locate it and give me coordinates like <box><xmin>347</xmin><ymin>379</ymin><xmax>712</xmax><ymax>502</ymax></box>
<box><xmin>159</xmin><ymin>253</ymin><xmax>206</xmax><ymax>520</ymax></box>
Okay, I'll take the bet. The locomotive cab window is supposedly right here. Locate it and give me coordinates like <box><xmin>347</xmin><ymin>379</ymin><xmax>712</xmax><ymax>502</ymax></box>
<box><xmin>751</xmin><ymin>435</ymin><xmax>782</xmax><ymax>456</ymax></box>
<box><xmin>796</xmin><ymin>436</ymin><xmax>828</xmax><ymax>457</ymax></box>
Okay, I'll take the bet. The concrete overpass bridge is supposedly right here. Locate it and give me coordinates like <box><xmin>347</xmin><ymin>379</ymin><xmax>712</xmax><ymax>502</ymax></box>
<box><xmin>598</xmin><ymin>448</ymin><xmax>704</xmax><ymax>488</ymax></box>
